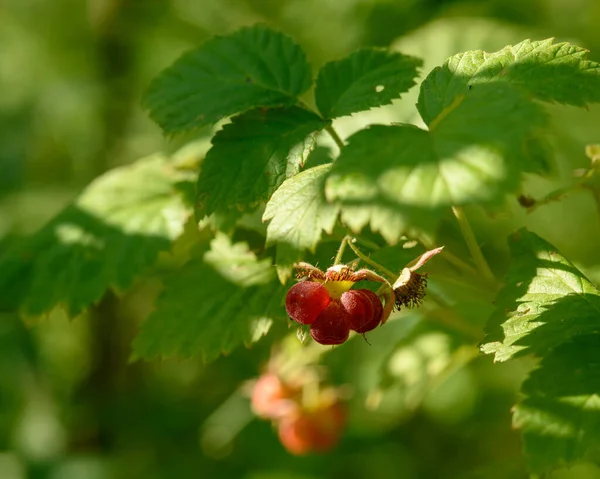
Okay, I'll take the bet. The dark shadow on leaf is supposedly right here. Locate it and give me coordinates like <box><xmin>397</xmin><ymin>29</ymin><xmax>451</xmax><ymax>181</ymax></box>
<box><xmin>484</xmin><ymin>229</ymin><xmax>600</xmax><ymax>359</ymax></box>
<box><xmin>509</xmin><ymin>293</ymin><xmax>600</xmax><ymax>357</ymax></box>
<box><xmin>131</xmin><ymin>239</ymin><xmax>287</xmax><ymax>362</ymax></box>
<box><xmin>515</xmin><ymin>334</ymin><xmax>600</xmax><ymax>472</ymax></box>
<box><xmin>302</xmin><ymin>145</ymin><xmax>333</xmax><ymax>169</ymax></box>
<box><xmin>0</xmin><ymin>206</ymin><xmax>173</xmax><ymax>317</ymax></box>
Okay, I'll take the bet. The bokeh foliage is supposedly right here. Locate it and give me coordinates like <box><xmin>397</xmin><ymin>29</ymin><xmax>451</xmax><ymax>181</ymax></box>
<box><xmin>3</xmin><ymin>1</ymin><xmax>600</xmax><ymax>478</ymax></box>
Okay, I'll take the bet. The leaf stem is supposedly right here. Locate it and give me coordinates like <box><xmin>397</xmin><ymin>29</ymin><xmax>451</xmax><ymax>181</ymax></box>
<box><xmin>440</xmin><ymin>249</ymin><xmax>480</xmax><ymax>277</ymax></box>
<box><xmin>451</xmin><ymin>206</ymin><xmax>495</xmax><ymax>283</ymax></box>
<box><xmin>345</xmin><ymin>237</ymin><xmax>482</xmax><ymax>339</ymax></box>
<box><xmin>417</xmin><ymin>234</ymin><xmax>476</xmax><ymax>277</ymax></box>
<box><xmin>522</xmin><ymin>185</ymin><xmax>581</xmax><ymax>213</ymax></box>
<box><xmin>352</xmin><ymin>236</ymin><xmax>384</xmax><ymax>251</ymax></box>
<box><xmin>325</xmin><ymin>124</ymin><xmax>345</xmax><ymax>151</ymax></box>
<box><xmin>334</xmin><ymin>237</ymin><xmax>348</xmax><ymax>265</ymax></box>
<box><xmin>297</xmin><ymin>98</ymin><xmax>345</xmax><ymax>153</ymax></box>
<box><xmin>345</xmin><ymin>237</ymin><xmax>397</xmax><ymax>281</ymax></box>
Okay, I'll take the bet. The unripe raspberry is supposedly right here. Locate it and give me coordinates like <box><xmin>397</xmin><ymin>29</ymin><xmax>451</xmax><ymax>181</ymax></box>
<box><xmin>277</xmin><ymin>402</ymin><xmax>346</xmax><ymax>455</ymax></box>
<box><xmin>310</xmin><ymin>301</ymin><xmax>350</xmax><ymax>345</ymax></box>
<box><xmin>310</xmin><ymin>402</ymin><xmax>346</xmax><ymax>451</ymax></box>
<box><xmin>342</xmin><ymin>289</ymin><xmax>383</xmax><ymax>334</ymax></box>
<box><xmin>277</xmin><ymin>414</ymin><xmax>315</xmax><ymax>455</ymax></box>
<box><xmin>251</xmin><ymin>373</ymin><xmax>297</xmax><ymax>419</ymax></box>
<box><xmin>286</xmin><ymin>281</ymin><xmax>331</xmax><ymax>325</ymax></box>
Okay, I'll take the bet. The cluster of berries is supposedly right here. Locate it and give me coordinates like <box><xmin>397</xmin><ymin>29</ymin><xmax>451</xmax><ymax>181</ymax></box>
<box><xmin>285</xmin><ymin>263</ymin><xmax>393</xmax><ymax>345</ymax></box>
<box><xmin>286</xmin><ymin>282</ymin><xmax>383</xmax><ymax>344</ymax></box>
<box><xmin>251</xmin><ymin>373</ymin><xmax>346</xmax><ymax>455</ymax></box>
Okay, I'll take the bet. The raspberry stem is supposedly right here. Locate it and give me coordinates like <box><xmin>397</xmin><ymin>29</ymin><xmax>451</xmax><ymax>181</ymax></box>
<box><xmin>333</xmin><ymin>236</ymin><xmax>348</xmax><ymax>265</ymax></box>
<box><xmin>344</xmin><ymin>237</ymin><xmax>396</xmax><ymax>281</ymax></box>
<box><xmin>451</xmin><ymin>206</ymin><xmax>495</xmax><ymax>283</ymax></box>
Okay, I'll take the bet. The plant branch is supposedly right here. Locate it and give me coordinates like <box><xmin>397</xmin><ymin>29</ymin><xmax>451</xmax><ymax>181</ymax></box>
<box><xmin>417</xmin><ymin>234</ymin><xmax>483</xmax><ymax>282</ymax></box>
<box><xmin>451</xmin><ymin>206</ymin><xmax>495</xmax><ymax>283</ymax></box>
<box><xmin>325</xmin><ymin>124</ymin><xmax>345</xmax><ymax>151</ymax></box>
<box><xmin>334</xmin><ymin>237</ymin><xmax>348</xmax><ymax>265</ymax></box>
<box><xmin>345</xmin><ymin>237</ymin><xmax>397</xmax><ymax>281</ymax></box>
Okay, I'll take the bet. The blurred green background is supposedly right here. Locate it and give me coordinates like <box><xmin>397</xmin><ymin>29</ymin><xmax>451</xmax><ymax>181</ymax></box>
<box><xmin>2</xmin><ymin>1</ymin><xmax>600</xmax><ymax>478</ymax></box>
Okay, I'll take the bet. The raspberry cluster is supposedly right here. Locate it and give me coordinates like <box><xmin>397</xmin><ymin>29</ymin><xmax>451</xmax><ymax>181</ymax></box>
<box><xmin>251</xmin><ymin>373</ymin><xmax>346</xmax><ymax>455</ymax></box>
<box><xmin>285</xmin><ymin>248</ymin><xmax>443</xmax><ymax>345</ymax></box>
<box><xmin>286</xmin><ymin>281</ymin><xmax>384</xmax><ymax>345</ymax></box>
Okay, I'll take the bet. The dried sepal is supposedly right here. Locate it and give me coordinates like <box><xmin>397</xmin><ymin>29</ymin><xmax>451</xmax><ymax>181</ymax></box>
<box><xmin>391</xmin><ymin>246</ymin><xmax>441</xmax><ymax>310</ymax></box>
<box><xmin>294</xmin><ymin>262</ymin><xmax>390</xmax><ymax>286</ymax></box>
<box><xmin>406</xmin><ymin>246</ymin><xmax>444</xmax><ymax>272</ymax></box>
<box><xmin>348</xmin><ymin>268</ymin><xmax>391</xmax><ymax>287</ymax></box>
<box><xmin>324</xmin><ymin>264</ymin><xmax>356</xmax><ymax>282</ymax></box>
<box><xmin>393</xmin><ymin>268</ymin><xmax>428</xmax><ymax>309</ymax></box>
<box><xmin>294</xmin><ymin>262</ymin><xmax>326</xmax><ymax>281</ymax></box>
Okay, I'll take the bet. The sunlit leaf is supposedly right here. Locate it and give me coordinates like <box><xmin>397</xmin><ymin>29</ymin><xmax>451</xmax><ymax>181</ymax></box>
<box><xmin>315</xmin><ymin>48</ymin><xmax>422</xmax><ymax>119</ymax></box>
<box><xmin>144</xmin><ymin>25</ymin><xmax>312</xmax><ymax>133</ymax></box>
<box><xmin>513</xmin><ymin>335</ymin><xmax>600</xmax><ymax>473</ymax></box>
<box><xmin>325</xmin><ymin>84</ymin><xmax>546</xmax><ymax>243</ymax></box>
<box><xmin>263</xmin><ymin>165</ymin><xmax>340</xmax><ymax>280</ymax></box>
<box><xmin>196</xmin><ymin>107</ymin><xmax>328</xmax><ymax>217</ymax></box>
<box><xmin>132</xmin><ymin>234</ymin><xmax>286</xmax><ymax>362</ymax></box>
<box><xmin>419</xmin><ymin>38</ymin><xmax>600</xmax><ymax>125</ymax></box>
<box><xmin>0</xmin><ymin>155</ymin><xmax>194</xmax><ymax>317</ymax></box>
<box><xmin>481</xmin><ymin>229</ymin><xmax>600</xmax><ymax>362</ymax></box>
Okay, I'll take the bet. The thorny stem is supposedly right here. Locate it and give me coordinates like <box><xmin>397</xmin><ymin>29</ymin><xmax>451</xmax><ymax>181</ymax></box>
<box><xmin>522</xmin><ymin>185</ymin><xmax>580</xmax><ymax>213</ymax></box>
<box><xmin>334</xmin><ymin>236</ymin><xmax>348</xmax><ymax>265</ymax></box>
<box><xmin>353</xmin><ymin>236</ymin><xmax>384</xmax><ymax>251</ymax></box>
<box><xmin>524</xmin><ymin>146</ymin><xmax>600</xmax><ymax>227</ymax></box>
<box><xmin>417</xmin><ymin>234</ymin><xmax>484</xmax><ymax>283</ymax></box>
<box><xmin>345</xmin><ymin>237</ymin><xmax>397</xmax><ymax>281</ymax></box>
<box><xmin>451</xmin><ymin>206</ymin><xmax>495</xmax><ymax>283</ymax></box>
<box><xmin>538</xmin><ymin>183</ymin><xmax>600</xmax><ymax>228</ymax></box>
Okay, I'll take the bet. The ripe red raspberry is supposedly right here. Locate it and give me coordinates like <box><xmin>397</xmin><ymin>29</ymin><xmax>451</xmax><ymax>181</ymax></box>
<box><xmin>341</xmin><ymin>289</ymin><xmax>383</xmax><ymax>334</ymax></box>
<box><xmin>310</xmin><ymin>301</ymin><xmax>350</xmax><ymax>345</ymax></box>
<box><xmin>286</xmin><ymin>281</ymin><xmax>331</xmax><ymax>325</ymax></box>
<box><xmin>251</xmin><ymin>373</ymin><xmax>298</xmax><ymax>420</ymax></box>
<box><xmin>277</xmin><ymin>403</ymin><xmax>346</xmax><ymax>455</ymax></box>
<box><xmin>277</xmin><ymin>414</ymin><xmax>315</xmax><ymax>455</ymax></box>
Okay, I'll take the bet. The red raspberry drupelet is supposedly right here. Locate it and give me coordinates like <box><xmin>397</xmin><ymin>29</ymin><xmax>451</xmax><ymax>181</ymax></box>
<box><xmin>286</xmin><ymin>279</ymin><xmax>384</xmax><ymax>345</ymax></box>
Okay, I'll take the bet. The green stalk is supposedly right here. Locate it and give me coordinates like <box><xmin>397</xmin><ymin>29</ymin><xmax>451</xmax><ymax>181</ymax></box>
<box><xmin>334</xmin><ymin>237</ymin><xmax>348</xmax><ymax>265</ymax></box>
<box><xmin>451</xmin><ymin>206</ymin><xmax>495</xmax><ymax>283</ymax></box>
<box><xmin>325</xmin><ymin>124</ymin><xmax>345</xmax><ymax>151</ymax></box>
<box><xmin>345</xmin><ymin>237</ymin><xmax>396</xmax><ymax>281</ymax></box>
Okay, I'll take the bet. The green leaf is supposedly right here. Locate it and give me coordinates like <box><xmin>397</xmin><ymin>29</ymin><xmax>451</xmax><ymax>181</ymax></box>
<box><xmin>418</xmin><ymin>38</ymin><xmax>600</xmax><ymax>125</ymax></box>
<box><xmin>315</xmin><ymin>48</ymin><xmax>422</xmax><ymax>119</ymax></box>
<box><xmin>196</xmin><ymin>107</ymin><xmax>328</xmax><ymax>217</ymax></box>
<box><xmin>0</xmin><ymin>155</ymin><xmax>193</xmax><ymax>317</ymax></box>
<box><xmin>132</xmin><ymin>234</ymin><xmax>286</xmax><ymax>362</ymax></box>
<box><xmin>263</xmin><ymin>165</ymin><xmax>339</xmax><ymax>278</ymax></box>
<box><xmin>303</xmin><ymin>145</ymin><xmax>334</xmax><ymax>169</ymax></box>
<box><xmin>481</xmin><ymin>229</ymin><xmax>600</xmax><ymax>362</ymax></box>
<box><xmin>144</xmin><ymin>25</ymin><xmax>312</xmax><ymax>134</ymax></box>
<box><xmin>513</xmin><ymin>335</ymin><xmax>600</xmax><ymax>473</ymax></box>
<box><xmin>325</xmin><ymin>84</ymin><xmax>546</xmax><ymax>243</ymax></box>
